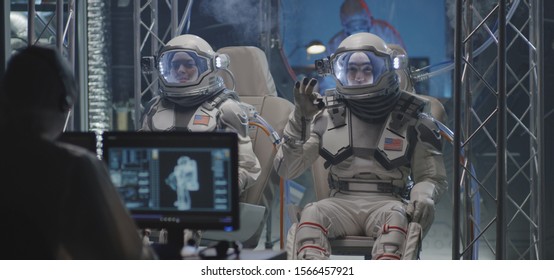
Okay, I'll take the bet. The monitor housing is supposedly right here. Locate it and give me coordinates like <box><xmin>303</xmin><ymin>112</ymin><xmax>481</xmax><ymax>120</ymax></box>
<box><xmin>102</xmin><ymin>131</ymin><xmax>239</xmax><ymax>232</ymax></box>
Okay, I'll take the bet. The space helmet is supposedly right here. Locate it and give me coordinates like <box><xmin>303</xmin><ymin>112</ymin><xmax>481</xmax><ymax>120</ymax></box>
<box><xmin>330</xmin><ymin>32</ymin><xmax>403</xmax><ymax>122</ymax></box>
<box><xmin>157</xmin><ymin>34</ymin><xmax>229</xmax><ymax>107</ymax></box>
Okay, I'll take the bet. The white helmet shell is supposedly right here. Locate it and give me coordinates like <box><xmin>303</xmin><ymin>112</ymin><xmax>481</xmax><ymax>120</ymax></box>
<box><xmin>387</xmin><ymin>44</ymin><xmax>414</xmax><ymax>92</ymax></box>
<box><xmin>336</xmin><ymin>32</ymin><xmax>389</xmax><ymax>54</ymax></box>
<box><xmin>157</xmin><ymin>34</ymin><xmax>226</xmax><ymax>107</ymax></box>
<box><xmin>165</xmin><ymin>34</ymin><xmax>216</xmax><ymax>57</ymax></box>
<box><xmin>330</xmin><ymin>32</ymin><xmax>401</xmax><ymax>123</ymax></box>
<box><xmin>331</xmin><ymin>32</ymin><xmax>398</xmax><ymax>98</ymax></box>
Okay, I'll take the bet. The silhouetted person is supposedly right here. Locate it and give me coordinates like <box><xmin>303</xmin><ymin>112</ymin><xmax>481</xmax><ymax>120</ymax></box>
<box><xmin>327</xmin><ymin>0</ymin><xmax>405</xmax><ymax>55</ymax></box>
<box><xmin>0</xmin><ymin>46</ymin><xmax>155</xmax><ymax>259</ymax></box>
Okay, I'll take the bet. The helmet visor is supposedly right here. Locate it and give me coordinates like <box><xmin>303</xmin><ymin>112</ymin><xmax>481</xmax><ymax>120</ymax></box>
<box><xmin>332</xmin><ymin>50</ymin><xmax>391</xmax><ymax>87</ymax></box>
<box><xmin>158</xmin><ymin>50</ymin><xmax>211</xmax><ymax>86</ymax></box>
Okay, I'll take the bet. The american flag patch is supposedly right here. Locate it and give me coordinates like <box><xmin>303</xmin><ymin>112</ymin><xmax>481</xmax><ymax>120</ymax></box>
<box><xmin>193</xmin><ymin>114</ymin><xmax>210</xmax><ymax>126</ymax></box>
<box><xmin>384</xmin><ymin>137</ymin><xmax>403</xmax><ymax>151</ymax></box>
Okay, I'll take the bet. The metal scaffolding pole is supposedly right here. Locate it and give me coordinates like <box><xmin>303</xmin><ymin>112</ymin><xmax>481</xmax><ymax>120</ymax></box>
<box><xmin>526</xmin><ymin>0</ymin><xmax>544</xmax><ymax>260</ymax></box>
<box><xmin>133</xmin><ymin>0</ymin><xmax>141</xmax><ymax>130</ymax></box>
<box><xmin>56</xmin><ymin>0</ymin><xmax>63</xmax><ymax>51</ymax></box>
<box><xmin>496</xmin><ymin>0</ymin><xmax>507</xmax><ymax>260</ymax></box>
<box><xmin>1</xmin><ymin>1</ymin><xmax>10</xmax><ymax>76</ymax></box>
<box><xmin>27</xmin><ymin>0</ymin><xmax>35</xmax><ymax>46</ymax></box>
<box><xmin>452</xmin><ymin>0</ymin><xmax>463</xmax><ymax>260</ymax></box>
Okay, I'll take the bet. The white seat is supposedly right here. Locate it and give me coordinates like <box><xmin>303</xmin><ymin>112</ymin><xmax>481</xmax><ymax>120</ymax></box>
<box><xmin>203</xmin><ymin>46</ymin><xmax>294</xmax><ymax>248</ymax></box>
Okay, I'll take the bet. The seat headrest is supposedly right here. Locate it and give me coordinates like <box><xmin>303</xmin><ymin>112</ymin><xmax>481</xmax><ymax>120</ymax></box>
<box><xmin>217</xmin><ymin>46</ymin><xmax>277</xmax><ymax>97</ymax></box>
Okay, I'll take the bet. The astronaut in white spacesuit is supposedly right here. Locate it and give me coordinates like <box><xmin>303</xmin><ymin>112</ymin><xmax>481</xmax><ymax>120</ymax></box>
<box><xmin>165</xmin><ymin>156</ymin><xmax>199</xmax><ymax>210</ymax></box>
<box><xmin>141</xmin><ymin>34</ymin><xmax>261</xmax><ymax>194</ymax></box>
<box><xmin>275</xmin><ymin>32</ymin><xmax>447</xmax><ymax>260</ymax></box>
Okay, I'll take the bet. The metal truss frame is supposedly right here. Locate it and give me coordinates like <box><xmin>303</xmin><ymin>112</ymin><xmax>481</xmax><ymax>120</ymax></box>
<box><xmin>9</xmin><ymin>0</ymin><xmax>90</xmax><ymax>131</ymax></box>
<box><xmin>5</xmin><ymin>0</ymin><xmax>546</xmax><ymax>259</ymax></box>
<box><xmin>132</xmin><ymin>0</ymin><xmax>193</xmax><ymax>129</ymax></box>
<box><xmin>453</xmin><ymin>0</ymin><xmax>544</xmax><ymax>259</ymax></box>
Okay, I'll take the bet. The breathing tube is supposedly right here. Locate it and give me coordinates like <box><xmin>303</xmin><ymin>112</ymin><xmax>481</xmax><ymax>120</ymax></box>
<box><xmin>248</xmin><ymin>113</ymin><xmax>281</xmax><ymax>147</ymax></box>
<box><xmin>239</xmin><ymin>100</ymin><xmax>282</xmax><ymax>147</ymax></box>
<box><xmin>242</xmin><ymin>104</ymin><xmax>285</xmax><ymax>248</ymax></box>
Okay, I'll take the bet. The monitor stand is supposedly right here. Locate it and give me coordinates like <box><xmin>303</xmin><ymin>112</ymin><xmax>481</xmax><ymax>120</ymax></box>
<box><xmin>151</xmin><ymin>228</ymin><xmax>185</xmax><ymax>260</ymax></box>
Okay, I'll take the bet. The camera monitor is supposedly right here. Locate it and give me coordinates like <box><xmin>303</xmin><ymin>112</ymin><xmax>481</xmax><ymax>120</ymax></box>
<box><xmin>101</xmin><ymin>131</ymin><xmax>239</xmax><ymax>233</ymax></box>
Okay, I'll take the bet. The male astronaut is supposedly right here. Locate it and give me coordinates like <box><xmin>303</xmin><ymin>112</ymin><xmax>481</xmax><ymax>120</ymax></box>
<box><xmin>141</xmin><ymin>34</ymin><xmax>261</xmax><ymax>194</ymax></box>
<box><xmin>275</xmin><ymin>32</ymin><xmax>447</xmax><ymax>260</ymax></box>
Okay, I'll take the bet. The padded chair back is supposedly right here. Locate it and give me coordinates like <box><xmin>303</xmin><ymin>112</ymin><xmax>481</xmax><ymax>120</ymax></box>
<box><xmin>218</xmin><ymin>46</ymin><xmax>294</xmax><ymax>207</ymax></box>
<box><xmin>205</xmin><ymin>46</ymin><xmax>293</xmax><ymax>248</ymax></box>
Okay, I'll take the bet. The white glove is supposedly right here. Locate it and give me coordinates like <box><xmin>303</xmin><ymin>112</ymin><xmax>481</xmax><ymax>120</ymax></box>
<box><xmin>293</xmin><ymin>77</ymin><xmax>323</xmax><ymax>121</ymax></box>
<box><xmin>406</xmin><ymin>182</ymin><xmax>436</xmax><ymax>234</ymax></box>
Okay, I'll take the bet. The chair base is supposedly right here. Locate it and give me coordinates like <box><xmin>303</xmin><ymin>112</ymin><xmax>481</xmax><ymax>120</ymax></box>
<box><xmin>330</xmin><ymin>236</ymin><xmax>374</xmax><ymax>260</ymax></box>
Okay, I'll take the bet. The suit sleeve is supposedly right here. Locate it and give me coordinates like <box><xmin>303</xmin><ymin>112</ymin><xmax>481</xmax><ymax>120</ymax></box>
<box><xmin>274</xmin><ymin>110</ymin><xmax>324</xmax><ymax>180</ymax></box>
<box><xmin>410</xmin><ymin>115</ymin><xmax>448</xmax><ymax>203</ymax></box>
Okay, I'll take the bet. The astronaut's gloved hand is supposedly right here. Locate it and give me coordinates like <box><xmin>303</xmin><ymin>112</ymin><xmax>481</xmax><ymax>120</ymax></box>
<box><xmin>293</xmin><ymin>77</ymin><xmax>323</xmax><ymax>121</ymax></box>
<box><xmin>406</xmin><ymin>181</ymin><xmax>436</xmax><ymax>233</ymax></box>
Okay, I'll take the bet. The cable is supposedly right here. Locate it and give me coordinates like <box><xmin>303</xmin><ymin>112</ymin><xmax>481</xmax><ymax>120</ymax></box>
<box><xmin>247</xmin><ymin>110</ymin><xmax>286</xmax><ymax>249</ymax></box>
<box><xmin>221</xmin><ymin>68</ymin><xmax>237</xmax><ymax>91</ymax></box>
<box><xmin>280</xmin><ymin>176</ymin><xmax>285</xmax><ymax>250</ymax></box>
<box><xmin>248</xmin><ymin>113</ymin><xmax>282</xmax><ymax>146</ymax></box>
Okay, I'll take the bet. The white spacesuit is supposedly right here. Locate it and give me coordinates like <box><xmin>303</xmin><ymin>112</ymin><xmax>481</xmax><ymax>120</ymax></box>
<box><xmin>141</xmin><ymin>34</ymin><xmax>261</xmax><ymax>194</ymax></box>
<box><xmin>165</xmin><ymin>156</ymin><xmax>199</xmax><ymax>210</ymax></box>
<box><xmin>275</xmin><ymin>32</ymin><xmax>447</xmax><ymax>260</ymax></box>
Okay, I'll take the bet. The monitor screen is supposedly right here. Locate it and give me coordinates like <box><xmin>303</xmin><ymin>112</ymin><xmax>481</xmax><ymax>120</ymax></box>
<box><xmin>102</xmin><ymin>131</ymin><xmax>239</xmax><ymax>232</ymax></box>
<box><xmin>56</xmin><ymin>131</ymin><xmax>98</xmax><ymax>154</ymax></box>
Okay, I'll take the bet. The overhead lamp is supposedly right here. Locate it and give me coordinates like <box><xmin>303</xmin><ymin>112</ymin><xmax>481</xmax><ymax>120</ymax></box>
<box><xmin>306</xmin><ymin>40</ymin><xmax>326</xmax><ymax>55</ymax></box>
<box><xmin>288</xmin><ymin>39</ymin><xmax>327</xmax><ymax>57</ymax></box>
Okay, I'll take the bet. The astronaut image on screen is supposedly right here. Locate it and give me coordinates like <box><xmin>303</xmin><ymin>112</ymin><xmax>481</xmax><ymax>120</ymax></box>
<box><xmin>108</xmin><ymin>147</ymin><xmax>231</xmax><ymax>212</ymax></box>
<box><xmin>165</xmin><ymin>156</ymin><xmax>199</xmax><ymax>210</ymax></box>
